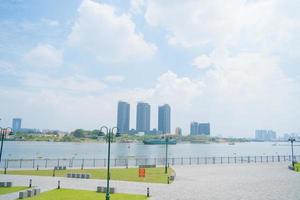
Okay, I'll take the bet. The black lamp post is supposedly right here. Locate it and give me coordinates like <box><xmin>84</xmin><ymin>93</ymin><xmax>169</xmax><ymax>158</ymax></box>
<box><xmin>100</xmin><ymin>126</ymin><xmax>119</xmax><ymax>200</ymax></box>
<box><xmin>0</xmin><ymin>127</ymin><xmax>13</xmax><ymax>164</ymax></box>
<box><xmin>163</xmin><ymin>135</ymin><xmax>172</xmax><ymax>174</ymax></box>
<box><xmin>288</xmin><ymin>137</ymin><xmax>296</xmax><ymax>167</ymax></box>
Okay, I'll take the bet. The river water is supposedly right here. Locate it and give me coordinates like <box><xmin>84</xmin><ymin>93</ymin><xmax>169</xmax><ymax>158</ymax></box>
<box><xmin>2</xmin><ymin>141</ymin><xmax>299</xmax><ymax>159</ymax></box>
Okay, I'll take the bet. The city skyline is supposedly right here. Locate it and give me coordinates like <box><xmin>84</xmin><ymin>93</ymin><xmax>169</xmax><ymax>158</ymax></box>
<box><xmin>117</xmin><ymin>101</ymin><xmax>171</xmax><ymax>134</ymax></box>
<box><xmin>0</xmin><ymin>0</ymin><xmax>300</xmax><ymax>137</ymax></box>
<box><xmin>2</xmin><ymin>115</ymin><xmax>299</xmax><ymax>138</ymax></box>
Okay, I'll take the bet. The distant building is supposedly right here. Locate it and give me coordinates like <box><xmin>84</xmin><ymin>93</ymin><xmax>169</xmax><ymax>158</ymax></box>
<box><xmin>255</xmin><ymin>130</ymin><xmax>276</xmax><ymax>141</ymax></box>
<box><xmin>198</xmin><ymin>123</ymin><xmax>210</xmax><ymax>135</ymax></box>
<box><xmin>136</xmin><ymin>102</ymin><xmax>151</xmax><ymax>133</ymax></box>
<box><xmin>175</xmin><ymin>127</ymin><xmax>182</xmax><ymax>136</ymax></box>
<box><xmin>190</xmin><ymin>122</ymin><xmax>199</xmax><ymax>135</ymax></box>
<box><xmin>190</xmin><ymin>122</ymin><xmax>210</xmax><ymax>136</ymax></box>
<box><xmin>284</xmin><ymin>133</ymin><xmax>300</xmax><ymax>140</ymax></box>
<box><xmin>158</xmin><ymin>104</ymin><xmax>171</xmax><ymax>134</ymax></box>
<box><xmin>12</xmin><ymin>118</ymin><xmax>22</xmax><ymax>131</ymax></box>
<box><xmin>146</xmin><ymin>128</ymin><xmax>162</xmax><ymax>135</ymax></box>
<box><xmin>117</xmin><ymin>101</ymin><xmax>130</xmax><ymax>134</ymax></box>
<box><xmin>18</xmin><ymin>128</ymin><xmax>41</xmax><ymax>134</ymax></box>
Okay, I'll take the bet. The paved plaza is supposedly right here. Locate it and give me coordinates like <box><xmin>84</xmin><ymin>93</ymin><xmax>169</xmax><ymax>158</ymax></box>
<box><xmin>1</xmin><ymin>163</ymin><xmax>299</xmax><ymax>200</ymax></box>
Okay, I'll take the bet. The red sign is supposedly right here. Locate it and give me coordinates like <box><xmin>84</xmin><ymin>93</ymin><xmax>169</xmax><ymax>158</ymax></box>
<box><xmin>139</xmin><ymin>168</ymin><xmax>145</xmax><ymax>177</ymax></box>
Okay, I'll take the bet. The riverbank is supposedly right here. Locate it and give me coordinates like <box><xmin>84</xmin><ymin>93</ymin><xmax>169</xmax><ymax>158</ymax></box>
<box><xmin>7</xmin><ymin>133</ymin><xmax>250</xmax><ymax>144</ymax></box>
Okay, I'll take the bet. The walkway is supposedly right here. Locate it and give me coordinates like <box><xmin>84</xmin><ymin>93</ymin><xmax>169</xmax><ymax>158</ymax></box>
<box><xmin>1</xmin><ymin>163</ymin><xmax>300</xmax><ymax>200</ymax></box>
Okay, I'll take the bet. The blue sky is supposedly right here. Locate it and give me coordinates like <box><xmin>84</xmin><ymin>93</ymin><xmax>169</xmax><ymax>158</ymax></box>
<box><xmin>0</xmin><ymin>0</ymin><xmax>300</xmax><ymax>137</ymax></box>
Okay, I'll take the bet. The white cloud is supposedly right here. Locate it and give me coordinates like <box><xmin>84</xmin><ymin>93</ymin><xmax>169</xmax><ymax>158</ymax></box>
<box><xmin>21</xmin><ymin>73</ymin><xmax>106</xmax><ymax>94</ymax></box>
<box><xmin>1</xmin><ymin>62</ymin><xmax>299</xmax><ymax>136</ymax></box>
<box><xmin>0</xmin><ymin>60</ymin><xmax>17</xmax><ymax>75</ymax></box>
<box><xmin>68</xmin><ymin>0</ymin><xmax>156</xmax><ymax>63</ymax></box>
<box><xmin>104</xmin><ymin>75</ymin><xmax>125</xmax><ymax>83</ymax></box>
<box><xmin>23</xmin><ymin>44</ymin><xmax>63</xmax><ymax>68</ymax></box>
<box><xmin>145</xmin><ymin>0</ymin><xmax>296</xmax><ymax>52</ymax></box>
<box><xmin>40</xmin><ymin>18</ymin><xmax>60</xmax><ymax>26</ymax></box>
<box><xmin>130</xmin><ymin>0</ymin><xmax>145</xmax><ymax>14</ymax></box>
<box><xmin>192</xmin><ymin>55</ymin><xmax>213</xmax><ymax>69</ymax></box>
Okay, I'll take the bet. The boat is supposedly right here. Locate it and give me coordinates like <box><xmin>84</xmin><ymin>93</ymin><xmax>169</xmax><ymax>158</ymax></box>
<box><xmin>143</xmin><ymin>138</ymin><xmax>177</xmax><ymax>145</ymax></box>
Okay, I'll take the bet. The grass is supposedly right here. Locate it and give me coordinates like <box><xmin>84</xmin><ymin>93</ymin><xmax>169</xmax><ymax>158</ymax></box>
<box><xmin>0</xmin><ymin>186</ymin><xmax>28</xmax><ymax>195</ymax></box>
<box><xmin>294</xmin><ymin>163</ymin><xmax>300</xmax><ymax>172</ymax></box>
<box><xmin>25</xmin><ymin>188</ymin><xmax>147</xmax><ymax>200</ymax></box>
<box><xmin>1</xmin><ymin>167</ymin><xmax>175</xmax><ymax>184</ymax></box>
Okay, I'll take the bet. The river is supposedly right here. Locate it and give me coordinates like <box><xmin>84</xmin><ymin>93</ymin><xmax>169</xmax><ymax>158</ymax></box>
<box><xmin>2</xmin><ymin>141</ymin><xmax>299</xmax><ymax>159</ymax></box>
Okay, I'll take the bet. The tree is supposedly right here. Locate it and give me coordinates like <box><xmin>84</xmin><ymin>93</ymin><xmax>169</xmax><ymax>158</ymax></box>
<box><xmin>72</xmin><ymin>129</ymin><xmax>85</xmax><ymax>138</ymax></box>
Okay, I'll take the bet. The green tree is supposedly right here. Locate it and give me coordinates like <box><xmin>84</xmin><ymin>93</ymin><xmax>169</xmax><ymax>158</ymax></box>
<box><xmin>72</xmin><ymin>129</ymin><xmax>85</xmax><ymax>138</ymax></box>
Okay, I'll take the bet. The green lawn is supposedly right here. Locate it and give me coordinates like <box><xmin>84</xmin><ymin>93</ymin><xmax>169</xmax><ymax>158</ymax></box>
<box><xmin>294</xmin><ymin>163</ymin><xmax>300</xmax><ymax>172</ymax></box>
<box><xmin>1</xmin><ymin>167</ymin><xmax>174</xmax><ymax>184</ymax></box>
<box><xmin>25</xmin><ymin>189</ymin><xmax>147</xmax><ymax>200</ymax></box>
<box><xmin>0</xmin><ymin>186</ymin><xmax>28</xmax><ymax>195</ymax></box>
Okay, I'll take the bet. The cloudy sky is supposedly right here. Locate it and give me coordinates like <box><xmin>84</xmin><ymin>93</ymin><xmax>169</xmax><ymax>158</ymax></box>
<box><xmin>0</xmin><ymin>0</ymin><xmax>300</xmax><ymax>137</ymax></box>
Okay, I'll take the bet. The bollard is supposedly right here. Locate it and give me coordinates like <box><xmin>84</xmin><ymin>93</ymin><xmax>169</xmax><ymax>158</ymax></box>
<box><xmin>58</xmin><ymin>180</ymin><xmax>60</xmax><ymax>189</ymax></box>
<box><xmin>167</xmin><ymin>176</ymin><xmax>170</xmax><ymax>184</ymax></box>
<box><xmin>81</xmin><ymin>164</ymin><xmax>83</xmax><ymax>170</ymax></box>
<box><xmin>37</xmin><ymin>165</ymin><xmax>39</xmax><ymax>171</ymax></box>
<box><xmin>29</xmin><ymin>179</ymin><xmax>32</xmax><ymax>188</ymax></box>
<box><xmin>147</xmin><ymin>187</ymin><xmax>150</xmax><ymax>197</ymax></box>
<box><xmin>4</xmin><ymin>167</ymin><xmax>7</xmax><ymax>174</ymax></box>
<box><xmin>53</xmin><ymin>169</ymin><xmax>56</xmax><ymax>177</ymax></box>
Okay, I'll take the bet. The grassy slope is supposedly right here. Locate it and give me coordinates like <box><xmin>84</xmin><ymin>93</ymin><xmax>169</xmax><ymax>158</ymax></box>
<box><xmin>26</xmin><ymin>189</ymin><xmax>147</xmax><ymax>200</ymax></box>
<box><xmin>1</xmin><ymin>167</ymin><xmax>174</xmax><ymax>184</ymax></box>
<box><xmin>0</xmin><ymin>186</ymin><xmax>28</xmax><ymax>195</ymax></box>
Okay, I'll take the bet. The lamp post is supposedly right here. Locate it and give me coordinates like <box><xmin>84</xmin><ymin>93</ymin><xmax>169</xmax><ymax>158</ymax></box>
<box><xmin>163</xmin><ymin>135</ymin><xmax>172</xmax><ymax>174</ymax></box>
<box><xmin>0</xmin><ymin>127</ymin><xmax>13</xmax><ymax>164</ymax></box>
<box><xmin>288</xmin><ymin>137</ymin><xmax>296</xmax><ymax>167</ymax></box>
<box><xmin>100</xmin><ymin>126</ymin><xmax>119</xmax><ymax>200</ymax></box>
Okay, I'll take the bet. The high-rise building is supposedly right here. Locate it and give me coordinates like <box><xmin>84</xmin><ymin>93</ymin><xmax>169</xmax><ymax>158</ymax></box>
<box><xmin>136</xmin><ymin>102</ymin><xmax>151</xmax><ymax>132</ymax></box>
<box><xmin>190</xmin><ymin>122</ymin><xmax>199</xmax><ymax>135</ymax></box>
<box><xmin>175</xmin><ymin>127</ymin><xmax>182</xmax><ymax>136</ymax></box>
<box><xmin>198</xmin><ymin>123</ymin><xmax>210</xmax><ymax>135</ymax></box>
<box><xmin>12</xmin><ymin>118</ymin><xmax>22</xmax><ymax>131</ymax></box>
<box><xmin>158</xmin><ymin>104</ymin><xmax>171</xmax><ymax>134</ymax></box>
<box><xmin>117</xmin><ymin>101</ymin><xmax>130</xmax><ymax>134</ymax></box>
<box><xmin>190</xmin><ymin>122</ymin><xmax>210</xmax><ymax>136</ymax></box>
<box><xmin>255</xmin><ymin>130</ymin><xmax>276</xmax><ymax>141</ymax></box>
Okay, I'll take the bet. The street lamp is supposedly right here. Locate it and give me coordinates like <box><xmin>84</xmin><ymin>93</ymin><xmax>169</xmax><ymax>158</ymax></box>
<box><xmin>162</xmin><ymin>134</ymin><xmax>172</xmax><ymax>174</ymax></box>
<box><xmin>288</xmin><ymin>137</ymin><xmax>296</xmax><ymax>167</ymax></box>
<box><xmin>0</xmin><ymin>127</ymin><xmax>13</xmax><ymax>164</ymax></box>
<box><xmin>99</xmin><ymin>126</ymin><xmax>120</xmax><ymax>200</ymax></box>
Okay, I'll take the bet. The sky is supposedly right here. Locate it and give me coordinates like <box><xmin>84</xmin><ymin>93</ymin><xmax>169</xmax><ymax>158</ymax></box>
<box><xmin>0</xmin><ymin>0</ymin><xmax>300</xmax><ymax>137</ymax></box>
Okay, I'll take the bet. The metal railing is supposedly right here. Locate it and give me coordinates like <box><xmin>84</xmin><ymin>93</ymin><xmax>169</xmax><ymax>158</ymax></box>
<box><xmin>1</xmin><ymin>155</ymin><xmax>299</xmax><ymax>169</ymax></box>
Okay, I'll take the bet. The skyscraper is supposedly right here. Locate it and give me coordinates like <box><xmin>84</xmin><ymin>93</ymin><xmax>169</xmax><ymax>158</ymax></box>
<box><xmin>190</xmin><ymin>122</ymin><xmax>198</xmax><ymax>135</ymax></box>
<box><xmin>255</xmin><ymin>130</ymin><xmax>276</xmax><ymax>141</ymax></box>
<box><xmin>117</xmin><ymin>101</ymin><xmax>130</xmax><ymax>134</ymax></box>
<box><xmin>136</xmin><ymin>102</ymin><xmax>151</xmax><ymax>133</ymax></box>
<box><xmin>12</xmin><ymin>118</ymin><xmax>22</xmax><ymax>131</ymax></box>
<box><xmin>190</xmin><ymin>122</ymin><xmax>210</xmax><ymax>136</ymax></box>
<box><xmin>158</xmin><ymin>104</ymin><xmax>171</xmax><ymax>134</ymax></box>
<box><xmin>198</xmin><ymin>123</ymin><xmax>210</xmax><ymax>135</ymax></box>
<box><xmin>175</xmin><ymin>127</ymin><xmax>182</xmax><ymax>136</ymax></box>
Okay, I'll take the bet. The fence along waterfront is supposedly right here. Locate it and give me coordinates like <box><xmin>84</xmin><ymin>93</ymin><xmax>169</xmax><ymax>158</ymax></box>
<box><xmin>1</xmin><ymin>155</ymin><xmax>299</xmax><ymax>169</ymax></box>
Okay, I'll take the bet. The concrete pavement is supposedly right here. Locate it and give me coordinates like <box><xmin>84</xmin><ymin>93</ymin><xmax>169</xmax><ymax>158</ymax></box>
<box><xmin>1</xmin><ymin>163</ymin><xmax>299</xmax><ymax>200</ymax></box>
